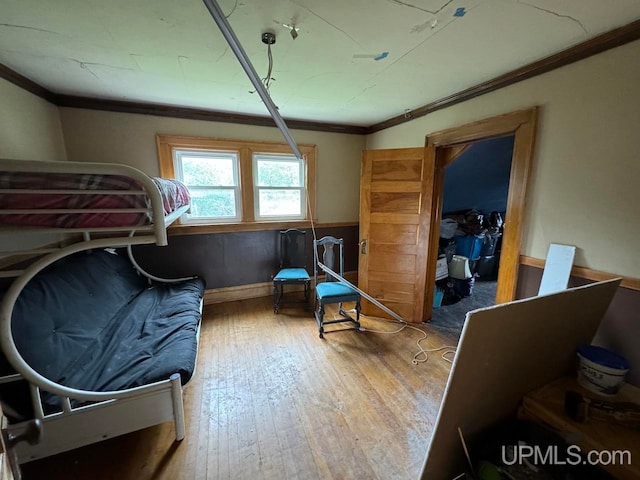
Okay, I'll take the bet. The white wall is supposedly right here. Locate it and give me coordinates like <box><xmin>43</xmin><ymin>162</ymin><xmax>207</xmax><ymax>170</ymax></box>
<box><xmin>366</xmin><ymin>40</ymin><xmax>640</xmax><ymax>278</ymax></box>
<box><xmin>0</xmin><ymin>79</ymin><xmax>66</xmax><ymax>162</ymax></box>
<box><xmin>59</xmin><ymin>109</ymin><xmax>364</xmax><ymax>223</ymax></box>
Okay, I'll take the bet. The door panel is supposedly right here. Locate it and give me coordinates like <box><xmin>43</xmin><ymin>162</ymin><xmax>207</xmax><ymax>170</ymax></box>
<box><xmin>367</xmin><ymin>251</ymin><xmax>417</xmax><ymax>274</ymax></box>
<box><xmin>369</xmin><ymin>223</ymin><xmax>417</xmax><ymax>245</ymax></box>
<box><xmin>367</xmin><ymin>271</ymin><xmax>416</xmax><ymax>285</ymax></box>
<box><xmin>370</xmin><ymin>192</ymin><xmax>420</xmax><ymax>213</ymax></box>
<box><xmin>370</xmin><ymin>213</ymin><xmax>420</xmax><ymax>224</ymax></box>
<box><xmin>372</xmin><ymin>159</ymin><xmax>423</xmax><ymax>180</ymax></box>
<box><xmin>359</xmin><ymin>147</ymin><xmax>436</xmax><ymax>322</ymax></box>
<box><xmin>368</xmin><ymin>280</ymin><xmax>415</xmax><ymax>303</ymax></box>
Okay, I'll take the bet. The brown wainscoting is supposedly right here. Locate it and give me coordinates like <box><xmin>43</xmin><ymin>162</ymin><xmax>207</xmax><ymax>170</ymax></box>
<box><xmin>516</xmin><ymin>261</ymin><xmax>640</xmax><ymax>388</ymax></box>
<box><xmin>203</xmin><ymin>271</ymin><xmax>358</xmax><ymax>305</ymax></box>
<box><xmin>519</xmin><ymin>255</ymin><xmax>640</xmax><ymax>291</ymax></box>
<box><xmin>131</xmin><ymin>224</ymin><xmax>360</xmax><ymax>290</ymax></box>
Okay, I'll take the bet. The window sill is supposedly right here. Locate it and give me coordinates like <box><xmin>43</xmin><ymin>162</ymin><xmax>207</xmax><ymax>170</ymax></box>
<box><xmin>168</xmin><ymin>220</ymin><xmax>312</xmax><ymax>236</ymax></box>
<box><xmin>167</xmin><ymin>220</ymin><xmax>357</xmax><ymax>236</ymax></box>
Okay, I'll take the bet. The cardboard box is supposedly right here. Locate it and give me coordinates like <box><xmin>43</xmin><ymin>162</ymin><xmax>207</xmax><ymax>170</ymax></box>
<box><xmin>435</xmin><ymin>257</ymin><xmax>448</xmax><ymax>280</ymax></box>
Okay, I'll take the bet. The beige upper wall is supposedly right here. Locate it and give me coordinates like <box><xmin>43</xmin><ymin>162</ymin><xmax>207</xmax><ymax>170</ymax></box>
<box><xmin>0</xmin><ymin>79</ymin><xmax>66</xmax><ymax>162</ymax></box>
<box><xmin>366</xmin><ymin>40</ymin><xmax>640</xmax><ymax>278</ymax></box>
<box><xmin>59</xmin><ymin>109</ymin><xmax>364</xmax><ymax>223</ymax></box>
<box><xmin>0</xmin><ymin>78</ymin><xmax>67</xmax><ymax>252</ymax></box>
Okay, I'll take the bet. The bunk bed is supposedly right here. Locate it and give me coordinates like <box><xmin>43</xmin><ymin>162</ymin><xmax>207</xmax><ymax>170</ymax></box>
<box><xmin>0</xmin><ymin>159</ymin><xmax>205</xmax><ymax>463</ymax></box>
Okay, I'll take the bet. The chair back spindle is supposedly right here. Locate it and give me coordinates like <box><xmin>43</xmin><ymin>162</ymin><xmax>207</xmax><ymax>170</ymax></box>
<box><xmin>312</xmin><ymin>236</ymin><xmax>360</xmax><ymax>338</ymax></box>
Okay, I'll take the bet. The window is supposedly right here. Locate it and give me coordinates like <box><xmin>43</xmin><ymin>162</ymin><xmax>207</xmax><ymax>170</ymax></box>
<box><xmin>174</xmin><ymin>150</ymin><xmax>241</xmax><ymax>223</ymax></box>
<box><xmin>253</xmin><ymin>154</ymin><xmax>305</xmax><ymax>220</ymax></box>
<box><xmin>157</xmin><ymin>135</ymin><xmax>316</xmax><ymax>231</ymax></box>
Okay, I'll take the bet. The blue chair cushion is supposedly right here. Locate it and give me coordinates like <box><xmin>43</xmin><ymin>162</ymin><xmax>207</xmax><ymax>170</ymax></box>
<box><xmin>274</xmin><ymin>268</ymin><xmax>310</xmax><ymax>281</ymax></box>
<box><xmin>316</xmin><ymin>281</ymin><xmax>358</xmax><ymax>300</ymax></box>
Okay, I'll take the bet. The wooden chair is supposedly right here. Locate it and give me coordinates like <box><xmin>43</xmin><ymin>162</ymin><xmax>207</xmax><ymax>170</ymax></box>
<box><xmin>273</xmin><ymin>228</ymin><xmax>310</xmax><ymax>313</ymax></box>
<box><xmin>313</xmin><ymin>236</ymin><xmax>361</xmax><ymax>338</ymax></box>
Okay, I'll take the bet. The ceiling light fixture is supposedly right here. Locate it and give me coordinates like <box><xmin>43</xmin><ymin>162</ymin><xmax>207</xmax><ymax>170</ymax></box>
<box><xmin>202</xmin><ymin>0</ymin><xmax>299</xmax><ymax>157</ymax></box>
<box><xmin>250</xmin><ymin>31</ymin><xmax>276</xmax><ymax>95</ymax></box>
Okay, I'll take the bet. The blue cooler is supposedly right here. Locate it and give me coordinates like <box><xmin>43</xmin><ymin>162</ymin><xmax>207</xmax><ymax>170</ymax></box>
<box><xmin>453</xmin><ymin>235</ymin><xmax>483</xmax><ymax>260</ymax></box>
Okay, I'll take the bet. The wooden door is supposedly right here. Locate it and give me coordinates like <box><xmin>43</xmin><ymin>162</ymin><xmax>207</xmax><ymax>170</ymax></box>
<box><xmin>358</xmin><ymin>147</ymin><xmax>437</xmax><ymax>323</ymax></box>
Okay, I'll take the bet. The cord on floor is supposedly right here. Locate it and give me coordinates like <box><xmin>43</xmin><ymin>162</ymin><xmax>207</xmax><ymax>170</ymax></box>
<box><xmin>346</xmin><ymin>309</ymin><xmax>458</xmax><ymax>365</ymax></box>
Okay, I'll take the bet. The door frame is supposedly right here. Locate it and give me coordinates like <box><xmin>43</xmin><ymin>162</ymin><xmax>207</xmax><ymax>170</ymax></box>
<box><xmin>424</xmin><ymin>107</ymin><xmax>538</xmax><ymax>316</ymax></box>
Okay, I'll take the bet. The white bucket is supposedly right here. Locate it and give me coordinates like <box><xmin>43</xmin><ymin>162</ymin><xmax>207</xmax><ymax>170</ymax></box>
<box><xmin>577</xmin><ymin>345</ymin><xmax>630</xmax><ymax>396</ymax></box>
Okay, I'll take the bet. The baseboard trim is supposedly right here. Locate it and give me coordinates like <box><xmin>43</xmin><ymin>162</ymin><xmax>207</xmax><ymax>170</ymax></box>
<box><xmin>519</xmin><ymin>255</ymin><xmax>640</xmax><ymax>292</ymax></box>
<box><xmin>203</xmin><ymin>271</ymin><xmax>358</xmax><ymax>305</ymax></box>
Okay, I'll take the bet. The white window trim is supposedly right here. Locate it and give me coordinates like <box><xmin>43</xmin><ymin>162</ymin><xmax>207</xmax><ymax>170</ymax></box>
<box><xmin>252</xmin><ymin>153</ymin><xmax>306</xmax><ymax>221</ymax></box>
<box><xmin>173</xmin><ymin>149</ymin><xmax>242</xmax><ymax>224</ymax></box>
<box><xmin>156</xmin><ymin>135</ymin><xmax>317</xmax><ymax>233</ymax></box>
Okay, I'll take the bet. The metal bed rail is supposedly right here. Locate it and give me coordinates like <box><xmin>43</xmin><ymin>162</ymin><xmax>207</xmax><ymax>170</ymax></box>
<box><xmin>0</xmin><ymin>159</ymin><xmax>196</xmax><ymax>462</ymax></box>
<box><xmin>0</xmin><ymin>159</ymin><xmax>175</xmax><ymax>245</ymax></box>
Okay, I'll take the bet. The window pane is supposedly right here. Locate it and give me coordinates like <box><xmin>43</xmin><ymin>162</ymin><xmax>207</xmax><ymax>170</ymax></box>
<box><xmin>187</xmin><ymin>189</ymin><xmax>237</xmax><ymax>219</ymax></box>
<box><xmin>181</xmin><ymin>155</ymin><xmax>236</xmax><ymax>186</ymax></box>
<box><xmin>256</xmin><ymin>159</ymin><xmax>302</xmax><ymax>187</ymax></box>
<box><xmin>258</xmin><ymin>189</ymin><xmax>302</xmax><ymax>217</ymax></box>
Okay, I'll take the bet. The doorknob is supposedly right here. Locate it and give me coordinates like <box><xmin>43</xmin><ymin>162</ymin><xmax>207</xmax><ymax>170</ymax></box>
<box><xmin>359</xmin><ymin>239</ymin><xmax>367</xmax><ymax>254</ymax></box>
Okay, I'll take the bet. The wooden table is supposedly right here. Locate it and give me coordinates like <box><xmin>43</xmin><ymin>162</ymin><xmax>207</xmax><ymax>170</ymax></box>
<box><xmin>520</xmin><ymin>376</ymin><xmax>640</xmax><ymax>480</ymax></box>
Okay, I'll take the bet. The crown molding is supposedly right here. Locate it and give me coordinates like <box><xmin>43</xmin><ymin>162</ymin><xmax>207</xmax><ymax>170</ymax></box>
<box><xmin>53</xmin><ymin>94</ymin><xmax>368</xmax><ymax>135</ymax></box>
<box><xmin>367</xmin><ymin>19</ymin><xmax>640</xmax><ymax>133</ymax></box>
<box><xmin>0</xmin><ymin>65</ymin><xmax>367</xmax><ymax>135</ymax></box>
<box><xmin>2</xmin><ymin>19</ymin><xmax>639</xmax><ymax>135</ymax></box>
<box><xmin>0</xmin><ymin>63</ymin><xmax>57</xmax><ymax>103</ymax></box>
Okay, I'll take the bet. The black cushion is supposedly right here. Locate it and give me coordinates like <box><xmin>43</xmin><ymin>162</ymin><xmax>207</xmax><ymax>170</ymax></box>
<box><xmin>9</xmin><ymin>249</ymin><xmax>204</xmax><ymax>406</ymax></box>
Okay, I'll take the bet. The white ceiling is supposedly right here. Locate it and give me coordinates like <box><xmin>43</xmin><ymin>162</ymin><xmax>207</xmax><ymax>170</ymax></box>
<box><xmin>2</xmin><ymin>0</ymin><xmax>640</xmax><ymax>126</ymax></box>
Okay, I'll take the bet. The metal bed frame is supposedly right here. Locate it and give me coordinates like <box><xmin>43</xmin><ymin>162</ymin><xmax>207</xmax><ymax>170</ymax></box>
<box><xmin>0</xmin><ymin>159</ymin><xmax>200</xmax><ymax>463</ymax></box>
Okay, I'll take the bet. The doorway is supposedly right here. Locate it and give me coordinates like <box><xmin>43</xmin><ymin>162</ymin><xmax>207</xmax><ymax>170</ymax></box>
<box><xmin>358</xmin><ymin>108</ymin><xmax>538</xmax><ymax>324</ymax></box>
<box><xmin>430</xmin><ymin>136</ymin><xmax>515</xmax><ymax>335</ymax></box>
<box><xmin>424</xmin><ymin>107</ymin><xmax>538</xmax><ymax>322</ymax></box>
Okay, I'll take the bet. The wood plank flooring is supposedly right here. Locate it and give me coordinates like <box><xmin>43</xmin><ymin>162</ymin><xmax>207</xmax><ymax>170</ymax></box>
<box><xmin>21</xmin><ymin>297</ymin><xmax>456</xmax><ymax>480</ymax></box>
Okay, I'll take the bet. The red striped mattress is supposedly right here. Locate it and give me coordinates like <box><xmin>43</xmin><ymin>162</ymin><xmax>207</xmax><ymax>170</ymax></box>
<box><xmin>0</xmin><ymin>172</ymin><xmax>190</xmax><ymax>228</ymax></box>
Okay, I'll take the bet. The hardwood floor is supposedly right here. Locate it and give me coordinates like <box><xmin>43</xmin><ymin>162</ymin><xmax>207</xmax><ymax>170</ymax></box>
<box><xmin>21</xmin><ymin>297</ymin><xmax>455</xmax><ymax>480</ymax></box>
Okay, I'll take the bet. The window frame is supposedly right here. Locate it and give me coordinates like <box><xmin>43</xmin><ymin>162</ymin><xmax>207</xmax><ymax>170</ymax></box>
<box><xmin>157</xmin><ymin>134</ymin><xmax>317</xmax><ymax>234</ymax></box>
<box><xmin>252</xmin><ymin>153</ymin><xmax>306</xmax><ymax>221</ymax></box>
<box><xmin>173</xmin><ymin>149</ymin><xmax>242</xmax><ymax>224</ymax></box>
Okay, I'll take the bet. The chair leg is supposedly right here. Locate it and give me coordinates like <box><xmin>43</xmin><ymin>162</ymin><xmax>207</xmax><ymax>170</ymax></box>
<box><xmin>314</xmin><ymin>298</ymin><xmax>325</xmax><ymax>338</ymax></box>
<box><xmin>337</xmin><ymin>301</ymin><xmax>361</xmax><ymax>331</ymax></box>
<box><xmin>273</xmin><ymin>283</ymin><xmax>281</xmax><ymax>314</ymax></box>
<box><xmin>304</xmin><ymin>280</ymin><xmax>310</xmax><ymax>311</ymax></box>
